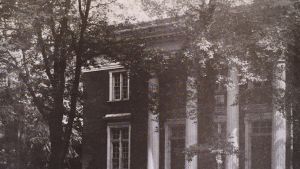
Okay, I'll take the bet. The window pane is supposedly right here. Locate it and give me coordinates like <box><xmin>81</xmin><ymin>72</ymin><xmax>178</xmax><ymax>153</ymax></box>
<box><xmin>214</xmin><ymin>122</ymin><xmax>226</xmax><ymax>139</ymax></box>
<box><xmin>122</xmin><ymin>73</ymin><xmax>128</xmax><ymax>99</ymax></box>
<box><xmin>170</xmin><ymin>125</ymin><xmax>185</xmax><ymax>169</ymax></box>
<box><xmin>114</xmin><ymin>89</ymin><xmax>120</xmax><ymax>100</ymax></box>
<box><xmin>122</xmin><ymin>128</ymin><xmax>129</xmax><ymax>139</ymax></box>
<box><xmin>122</xmin><ymin>73</ymin><xmax>128</xmax><ymax>86</ymax></box>
<box><xmin>112</xmin><ymin>142</ymin><xmax>120</xmax><ymax>169</ymax></box>
<box><xmin>110</xmin><ymin>126</ymin><xmax>130</xmax><ymax>169</ymax></box>
<box><xmin>252</xmin><ymin>121</ymin><xmax>272</xmax><ymax>134</ymax></box>
<box><xmin>113</xmin><ymin>159</ymin><xmax>119</xmax><ymax>169</ymax></box>
<box><xmin>112</xmin><ymin>142</ymin><xmax>120</xmax><ymax>158</ymax></box>
<box><xmin>215</xmin><ymin>95</ymin><xmax>225</xmax><ymax>105</ymax></box>
<box><xmin>251</xmin><ymin>135</ymin><xmax>271</xmax><ymax>169</ymax></box>
<box><xmin>111</xmin><ymin>71</ymin><xmax>129</xmax><ymax>101</ymax></box>
<box><xmin>122</xmin><ymin>141</ymin><xmax>129</xmax><ymax>169</ymax></box>
<box><xmin>171</xmin><ymin>125</ymin><xmax>185</xmax><ymax>139</ymax></box>
<box><xmin>122</xmin><ymin>86</ymin><xmax>128</xmax><ymax>99</ymax></box>
<box><xmin>113</xmin><ymin>73</ymin><xmax>121</xmax><ymax>100</ymax></box>
<box><xmin>112</xmin><ymin>128</ymin><xmax>120</xmax><ymax>140</ymax></box>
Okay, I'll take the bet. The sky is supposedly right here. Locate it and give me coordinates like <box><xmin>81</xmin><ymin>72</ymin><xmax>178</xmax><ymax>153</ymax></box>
<box><xmin>104</xmin><ymin>0</ymin><xmax>256</xmax><ymax>24</ymax></box>
<box><xmin>106</xmin><ymin>0</ymin><xmax>155</xmax><ymax>24</ymax></box>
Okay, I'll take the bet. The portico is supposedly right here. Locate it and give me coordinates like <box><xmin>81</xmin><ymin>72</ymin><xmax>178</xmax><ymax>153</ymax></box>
<box><xmin>146</xmin><ymin>61</ymin><xmax>287</xmax><ymax>169</ymax></box>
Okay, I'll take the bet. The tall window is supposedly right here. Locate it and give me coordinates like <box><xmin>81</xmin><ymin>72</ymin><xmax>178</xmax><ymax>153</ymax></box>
<box><xmin>107</xmin><ymin>124</ymin><xmax>131</xmax><ymax>169</ymax></box>
<box><xmin>170</xmin><ymin>125</ymin><xmax>185</xmax><ymax>169</ymax></box>
<box><xmin>245</xmin><ymin>115</ymin><xmax>272</xmax><ymax>169</ymax></box>
<box><xmin>215</xmin><ymin>95</ymin><xmax>225</xmax><ymax>105</ymax></box>
<box><xmin>250</xmin><ymin>120</ymin><xmax>271</xmax><ymax>169</ymax></box>
<box><xmin>165</xmin><ymin>120</ymin><xmax>185</xmax><ymax>169</ymax></box>
<box><xmin>213</xmin><ymin>119</ymin><xmax>226</xmax><ymax>169</ymax></box>
<box><xmin>109</xmin><ymin>71</ymin><xmax>129</xmax><ymax>101</ymax></box>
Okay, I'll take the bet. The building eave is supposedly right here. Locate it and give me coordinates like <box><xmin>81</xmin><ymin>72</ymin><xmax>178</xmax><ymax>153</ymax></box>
<box><xmin>82</xmin><ymin>63</ymin><xmax>124</xmax><ymax>73</ymax></box>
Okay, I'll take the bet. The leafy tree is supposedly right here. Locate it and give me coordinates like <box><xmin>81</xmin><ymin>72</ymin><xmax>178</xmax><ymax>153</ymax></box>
<box><xmin>0</xmin><ymin>0</ymin><xmax>134</xmax><ymax>168</ymax></box>
<box><xmin>0</xmin><ymin>60</ymin><xmax>50</xmax><ymax>169</ymax></box>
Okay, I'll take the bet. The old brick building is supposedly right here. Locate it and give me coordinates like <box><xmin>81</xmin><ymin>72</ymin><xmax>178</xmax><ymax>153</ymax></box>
<box><xmin>82</xmin><ymin>19</ymin><xmax>294</xmax><ymax>169</ymax></box>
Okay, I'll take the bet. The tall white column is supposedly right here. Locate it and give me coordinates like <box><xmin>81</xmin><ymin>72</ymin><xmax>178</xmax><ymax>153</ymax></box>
<box><xmin>271</xmin><ymin>60</ymin><xmax>286</xmax><ymax>169</ymax></box>
<box><xmin>147</xmin><ymin>73</ymin><xmax>160</xmax><ymax>169</ymax></box>
<box><xmin>185</xmin><ymin>75</ymin><xmax>198</xmax><ymax>169</ymax></box>
<box><xmin>226</xmin><ymin>66</ymin><xmax>239</xmax><ymax>169</ymax></box>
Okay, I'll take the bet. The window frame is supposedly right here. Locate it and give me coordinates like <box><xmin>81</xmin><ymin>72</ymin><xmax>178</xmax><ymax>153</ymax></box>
<box><xmin>213</xmin><ymin>115</ymin><xmax>227</xmax><ymax>169</ymax></box>
<box><xmin>244</xmin><ymin>113</ymin><xmax>272</xmax><ymax>169</ymax></box>
<box><xmin>215</xmin><ymin>94</ymin><xmax>225</xmax><ymax>106</ymax></box>
<box><xmin>213</xmin><ymin>115</ymin><xmax>227</xmax><ymax>139</ymax></box>
<box><xmin>109</xmin><ymin>70</ymin><xmax>130</xmax><ymax>101</ymax></box>
<box><xmin>107</xmin><ymin>122</ymin><xmax>131</xmax><ymax>169</ymax></box>
<box><xmin>164</xmin><ymin>119</ymin><xmax>185</xmax><ymax>169</ymax></box>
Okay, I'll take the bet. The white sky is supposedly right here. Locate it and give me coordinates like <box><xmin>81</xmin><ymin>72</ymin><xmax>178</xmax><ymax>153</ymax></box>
<box><xmin>106</xmin><ymin>0</ymin><xmax>155</xmax><ymax>24</ymax></box>
<box><xmin>104</xmin><ymin>0</ymin><xmax>255</xmax><ymax>24</ymax></box>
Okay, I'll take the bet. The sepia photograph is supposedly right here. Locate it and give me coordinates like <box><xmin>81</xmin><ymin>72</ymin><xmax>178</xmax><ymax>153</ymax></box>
<box><xmin>0</xmin><ymin>0</ymin><xmax>299</xmax><ymax>169</ymax></box>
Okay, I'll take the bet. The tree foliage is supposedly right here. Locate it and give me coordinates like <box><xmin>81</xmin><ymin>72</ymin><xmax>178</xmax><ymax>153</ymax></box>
<box><xmin>0</xmin><ymin>0</ymin><xmax>136</xmax><ymax>169</ymax></box>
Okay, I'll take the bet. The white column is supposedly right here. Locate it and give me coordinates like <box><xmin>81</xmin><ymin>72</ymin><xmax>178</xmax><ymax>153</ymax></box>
<box><xmin>185</xmin><ymin>75</ymin><xmax>198</xmax><ymax>169</ymax></box>
<box><xmin>271</xmin><ymin>60</ymin><xmax>286</xmax><ymax>169</ymax></box>
<box><xmin>244</xmin><ymin>118</ymin><xmax>251</xmax><ymax>169</ymax></box>
<box><xmin>226</xmin><ymin>66</ymin><xmax>239</xmax><ymax>169</ymax></box>
<box><xmin>147</xmin><ymin>73</ymin><xmax>160</xmax><ymax>169</ymax></box>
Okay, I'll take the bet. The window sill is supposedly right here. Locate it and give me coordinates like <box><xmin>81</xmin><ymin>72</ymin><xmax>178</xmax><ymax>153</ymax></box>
<box><xmin>107</xmin><ymin>99</ymin><xmax>129</xmax><ymax>103</ymax></box>
<box><xmin>103</xmin><ymin>113</ymin><xmax>131</xmax><ymax>120</ymax></box>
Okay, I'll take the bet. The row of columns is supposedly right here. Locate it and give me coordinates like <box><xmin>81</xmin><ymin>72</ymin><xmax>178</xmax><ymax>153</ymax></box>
<box><xmin>147</xmin><ymin>61</ymin><xmax>286</xmax><ymax>169</ymax></box>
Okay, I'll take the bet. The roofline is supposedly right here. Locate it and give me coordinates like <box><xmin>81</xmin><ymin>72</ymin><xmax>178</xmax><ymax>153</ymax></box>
<box><xmin>115</xmin><ymin>17</ymin><xmax>183</xmax><ymax>36</ymax></box>
<box><xmin>116</xmin><ymin>20</ymin><xmax>180</xmax><ymax>34</ymax></box>
<box><xmin>82</xmin><ymin>63</ymin><xmax>124</xmax><ymax>73</ymax></box>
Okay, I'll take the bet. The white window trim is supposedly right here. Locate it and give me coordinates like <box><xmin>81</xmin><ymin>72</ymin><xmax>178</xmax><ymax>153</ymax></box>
<box><xmin>244</xmin><ymin>113</ymin><xmax>272</xmax><ymax>169</ymax></box>
<box><xmin>213</xmin><ymin>115</ymin><xmax>227</xmax><ymax>134</ymax></box>
<box><xmin>215</xmin><ymin>94</ymin><xmax>225</xmax><ymax>105</ymax></box>
<box><xmin>107</xmin><ymin>122</ymin><xmax>131</xmax><ymax>169</ymax></box>
<box><xmin>213</xmin><ymin>115</ymin><xmax>226</xmax><ymax>169</ymax></box>
<box><xmin>164</xmin><ymin>119</ymin><xmax>185</xmax><ymax>169</ymax></box>
<box><xmin>213</xmin><ymin>115</ymin><xmax>226</xmax><ymax>123</ymax></box>
<box><xmin>109</xmin><ymin>69</ymin><xmax>130</xmax><ymax>102</ymax></box>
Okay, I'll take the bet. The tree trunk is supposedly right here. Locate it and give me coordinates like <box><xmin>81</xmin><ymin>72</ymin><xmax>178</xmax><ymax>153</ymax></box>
<box><xmin>48</xmin><ymin>102</ymin><xmax>65</xmax><ymax>169</ymax></box>
<box><xmin>49</xmin><ymin>142</ymin><xmax>64</xmax><ymax>169</ymax></box>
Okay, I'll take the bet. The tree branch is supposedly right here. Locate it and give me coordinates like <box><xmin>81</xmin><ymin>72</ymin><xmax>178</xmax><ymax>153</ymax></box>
<box><xmin>63</xmin><ymin>0</ymin><xmax>92</xmax><ymax>156</ymax></box>
<box><xmin>35</xmin><ymin>24</ymin><xmax>55</xmax><ymax>87</ymax></box>
<box><xmin>2</xmin><ymin>50</ymin><xmax>49</xmax><ymax>119</ymax></box>
<box><xmin>78</xmin><ymin>0</ymin><xmax>84</xmax><ymax>20</ymax></box>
